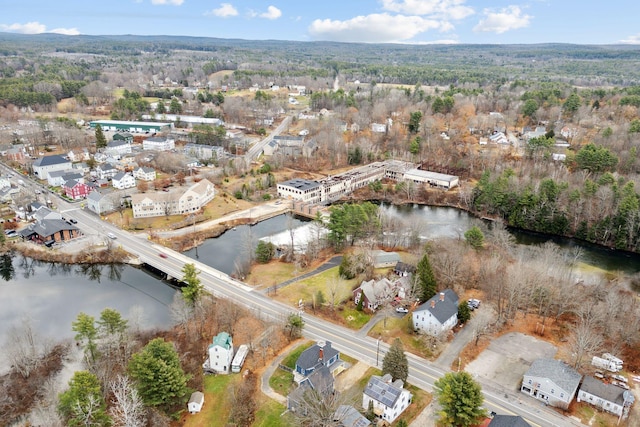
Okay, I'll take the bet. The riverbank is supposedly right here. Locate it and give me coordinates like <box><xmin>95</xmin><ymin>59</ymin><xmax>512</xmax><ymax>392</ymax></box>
<box><xmin>8</xmin><ymin>236</ymin><xmax>130</xmax><ymax>264</ymax></box>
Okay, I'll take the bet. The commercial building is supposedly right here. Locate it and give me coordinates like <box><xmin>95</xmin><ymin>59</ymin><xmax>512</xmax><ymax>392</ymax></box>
<box><xmin>89</xmin><ymin>120</ymin><xmax>172</xmax><ymax>134</ymax></box>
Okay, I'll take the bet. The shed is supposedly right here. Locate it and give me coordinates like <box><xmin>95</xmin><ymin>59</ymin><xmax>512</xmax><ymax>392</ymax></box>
<box><xmin>188</xmin><ymin>391</ymin><xmax>204</xmax><ymax>414</ymax></box>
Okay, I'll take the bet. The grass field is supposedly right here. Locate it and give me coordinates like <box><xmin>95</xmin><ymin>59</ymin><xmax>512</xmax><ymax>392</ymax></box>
<box><xmin>368</xmin><ymin>315</ymin><xmax>433</xmax><ymax>358</ymax></box>
<box><xmin>181</xmin><ymin>374</ymin><xmax>240</xmax><ymax>427</ymax></box>
<box><xmin>252</xmin><ymin>398</ymin><xmax>293</xmax><ymax>427</ymax></box>
<box><xmin>338</xmin><ymin>307</ymin><xmax>372</xmax><ymax>329</ymax></box>
<box><xmin>275</xmin><ymin>266</ymin><xmax>357</xmax><ymax>307</ymax></box>
<box><xmin>269</xmin><ymin>341</ymin><xmax>313</xmax><ymax>397</ymax></box>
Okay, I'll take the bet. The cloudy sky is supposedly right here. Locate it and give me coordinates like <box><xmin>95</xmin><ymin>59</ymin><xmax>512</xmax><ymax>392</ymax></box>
<box><xmin>1</xmin><ymin>0</ymin><xmax>639</xmax><ymax>45</ymax></box>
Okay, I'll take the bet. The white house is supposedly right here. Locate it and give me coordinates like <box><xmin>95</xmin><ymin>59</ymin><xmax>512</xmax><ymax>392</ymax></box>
<box><xmin>183</xmin><ymin>143</ymin><xmax>225</xmax><ymax>161</ymax></box>
<box><xmin>97</xmin><ymin>163</ymin><xmax>118</xmax><ymax>180</ymax></box>
<box><xmin>133</xmin><ymin>166</ymin><xmax>156</xmax><ymax>182</ymax></box>
<box><xmin>47</xmin><ymin>170</ymin><xmax>83</xmax><ymax>187</ymax></box>
<box><xmin>86</xmin><ymin>191</ymin><xmax>115</xmax><ymax>215</ymax></box>
<box><xmin>131</xmin><ymin>178</ymin><xmax>215</xmax><ymax>218</ymax></box>
<box><xmin>105</xmin><ymin>140</ymin><xmax>132</xmax><ymax>157</ymax></box>
<box><xmin>521</xmin><ymin>358</ymin><xmax>582</xmax><ymax>410</ymax></box>
<box><xmin>207</xmin><ymin>332</ymin><xmax>233</xmax><ymax>374</ymax></box>
<box><xmin>112</xmin><ymin>172</ymin><xmax>136</xmax><ymax>190</ymax></box>
<box><xmin>362</xmin><ymin>374</ymin><xmax>412</xmax><ymax>424</ymax></box>
<box><xmin>32</xmin><ymin>155</ymin><xmax>72</xmax><ymax>180</ymax></box>
<box><xmin>371</xmin><ymin>123</ymin><xmax>386</xmax><ymax>133</ymax></box>
<box><xmin>577</xmin><ymin>376</ymin><xmax>634</xmax><ymax>418</ymax></box>
<box><xmin>143</xmin><ymin>136</ymin><xmax>175</xmax><ymax>151</ymax></box>
<box><xmin>188</xmin><ymin>391</ymin><xmax>204</xmax><ymax>414</ymax></box>
<box><xmin>413</xmin><ymin>289</ymin><xmax>459</xmax><ymax>336</ymax></box>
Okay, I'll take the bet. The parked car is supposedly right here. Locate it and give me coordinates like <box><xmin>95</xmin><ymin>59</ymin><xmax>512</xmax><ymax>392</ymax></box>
<box><xmin>395</xmin><ymin>306</ymin><xmax>409</xmax><ymax>314</ymax></box>
<box><xmin>69</xmin><ymin>218</ymin><xmax>78</xmax><ymax>224</ymax></box>
<box><xmin>467</xmin><ymin>299</ymin><xmax>481</xmax><ymax>310</ymax></box>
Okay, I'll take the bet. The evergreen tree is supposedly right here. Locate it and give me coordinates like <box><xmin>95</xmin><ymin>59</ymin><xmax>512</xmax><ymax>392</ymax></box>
<box><xmin>72</xmin><ymin>312</ymin><xmax>98</xmax><ymax>363</ymax></box>
<box><xmin>255</xmin><ymin>241</ymin><xmax>275</xmax><ymax>263</ymax></box>
<box><xmin>128</xmin><ymin>338</ymin><xmax>190</xmax><ymax>411</ymax></box>
<box><xmin>458</xmin><ymin>301</ymin><xmax>471</xmax><ymax>324</ymax></box>
<box><xmin>181</xmin><ymin>263</ymin><xmax>203</xmax><ymax>307</ymax></box>
<box><xmin>464</xmin><ymin>226</ymin><xmax>485</xmax><ymax>250</ymax></box>
<box><xmin>382</xmin><ymin>338</ymin><xmax>409</xmax><ymax>382</ymax></box>
<box><xmin>416</xmin><ymin>253</ymin><xmax>437</xmax><ymax>302</ymax></box>
<box><xmin>94</xmin><ymin>124</ymin><xmax>107</xmax><ymax>149</ymax></box>
<box><xmin>58</xmin><ymin>371</ymin><xmax>112</xmax><ymax>427</ymax></box>
<box><xmin>408</xmin><ymin>111</ymin><xmax>422</xmax><ymax>133</ymax></box>
<box><xmin>434</xmin><ymin>372</ymin><xmax>486</xmax><ymax>427</ymax></box>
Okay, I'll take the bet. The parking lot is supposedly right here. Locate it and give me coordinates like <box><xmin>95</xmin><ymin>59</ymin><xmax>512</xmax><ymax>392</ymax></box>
<box><xmin>465</xmin><ymin>332</ymin><xmax>557</xmax><ymax>390</ymax></box>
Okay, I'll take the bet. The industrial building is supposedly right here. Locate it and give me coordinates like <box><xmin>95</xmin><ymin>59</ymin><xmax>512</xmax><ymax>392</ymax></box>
<box><xmin>89</xmin><ymin>120</ymin><xmax>172</xmax><ymax>134</ymax></box>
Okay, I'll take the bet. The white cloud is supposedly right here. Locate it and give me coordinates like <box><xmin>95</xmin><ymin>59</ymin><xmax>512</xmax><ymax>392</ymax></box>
<box><xmin>260</xmin><ymin>5</ymin><xmax>282</xmax><ymax>20</ymax></box>
<box><xmin>473</xmin><ymin>5</ymin><xmax>531</xmax><ymax>34</ymax></box>
<box><xmin>205</xmin><ymin>3</ymin><xmax>239</xmax><ymax>18</ymax></box>
<box><xmin>0</xmin><ymin>21</ymin><xmax>46</xmax><ymax>34</ymax></box>
<box><xmin>151</xmin><ymin>0</ymin><xmax>184</xmax><ymax>5</ymax></box>
<box><xmin>620</xmin><ymin>34</ymin><xmax>640</xmax><ymax>44</ymax></box>
<box><xmin>0</xmin><ymin>21</ymin><xmax>79</xmax><ymax>35</ymax></box>
<box><xmin>50</xmin><ymin>27</ymin><xmax>80</xmax><ymax>36</ymax></box>
<box><xmin>381</xmin><ymin>0</ymin><xmax>474</xmax><ymax>20</ymax></box>
<box><xmin>309</xmin><ymin>13</ymin><xmax>451</xmax><ymax>43</ymax></box>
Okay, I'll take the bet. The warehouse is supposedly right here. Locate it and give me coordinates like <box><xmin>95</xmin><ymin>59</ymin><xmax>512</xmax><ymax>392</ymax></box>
<box><xmin>403</xmin><ymin>169</ymin><xmax>459</xmax><ymax>190</ymax></box>
<box><xmin>89</xmin><ymin>120</ymin><xmax>172</xmax><ymax>134</ymax></box>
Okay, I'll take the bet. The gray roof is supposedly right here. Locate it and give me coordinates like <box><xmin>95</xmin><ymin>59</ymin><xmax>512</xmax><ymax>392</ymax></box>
<box><xmin>525</xmin><ymin>359</ymin><xmax>582</xmax><ymax>396</ymax></box>
<box><xmin>112</xmin><ymin>171</ymin><xmax>128</xmax><ymax>181</ymax></box>
<box><xmin>87</xmin><ymin>191</ymin><xmax>104</xmax><ymax>202</ymax></box>
<box><xmin>279</xmin><ymin>178</ymin><xmax>321</xmax><ymax>192</ymax></box>
<box><xmin>296</xmin><ymin>341</ymin><xmax>339</xmax><ymax>371</ymax></box>
<box><xmin>20</xmin><ymin>219</ymin><xmax>78</xmax><ymax>238</ymax></box>
<box><xmin>107</xmin><ymin>140</ymin><xmax>129</xmax><ymax>147</ymax></box>
<box><xmin>489</xmin><ymin>415</ymin><xmax>532</xmax><ymax>427</ymax></box>
<box><xmin>580</xmin><ymin>376</ymin><xmax>627</xmax><ymax>406</ymax></box>
<box><xmin>415</xmin><ymin>289</ymin><xmax>459</xmax><ymax>323</ymax></box>
<box><xmin>188</xmin><ymin>391</ymin><xmax>204</xmax><ymax>405</ymax></box>
<box><xmin>334</xmin><ymin>405</ymin><xmax>371</xmax><ymax>427</ymax></box>
<box><xmin>98</xmin><ymin>162</ymin><xmax>116</xmax><ymax>171</ymax></box>
<box><xmin>363</xmin><ymin>374</ymin><xmax>404</xmax><ymax>408</ymax></box>
<box><xmin>33</xmin><ymin>155</ymin><xmax>69</xmax><ymax>167</ymax></box>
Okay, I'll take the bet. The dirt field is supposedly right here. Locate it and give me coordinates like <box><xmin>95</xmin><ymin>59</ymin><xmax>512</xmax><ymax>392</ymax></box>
<box><xmin>465</xmin><ymin>332</ymin><xmax>557</xmax><ymax>390</ymax></box>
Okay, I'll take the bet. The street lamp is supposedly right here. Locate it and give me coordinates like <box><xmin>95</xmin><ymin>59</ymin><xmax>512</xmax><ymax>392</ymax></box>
<box><xmin>376</xmin><ymin>337</ymin><xmax>381</xmax><ymax>367</ymax></box>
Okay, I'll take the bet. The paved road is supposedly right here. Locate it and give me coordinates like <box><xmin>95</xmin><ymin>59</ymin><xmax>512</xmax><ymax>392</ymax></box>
<box><xmin>244</xmin><ymin>115</ymin><xmax>292</xmax><ymax>162</ymax></box>
<box><xmin>13</xmin><ymin>170</ymin><xmax>586</xmax><ymax>427</ymax></box>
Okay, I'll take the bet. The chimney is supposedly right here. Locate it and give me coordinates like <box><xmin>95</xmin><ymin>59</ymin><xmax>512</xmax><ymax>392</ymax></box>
<box><xmin>430</xmin><ymin>300</ymin><xmax>436</xmax><ymax>308</ymax></box>
<box><xmin>439</xmin><ymin>292</ymin><xmax>445</xmax><ymax>301</ymax></box>
<box><xmin>318</xmin><ymin>348</ymin><xmax>324</xmax><ymax>362</ymax></box>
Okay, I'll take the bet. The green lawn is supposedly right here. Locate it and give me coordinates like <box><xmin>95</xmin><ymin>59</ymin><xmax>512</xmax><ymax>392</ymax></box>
<box><xmin>276</xmin><ymin>266</ymin><xmax>358</xmax><ymax>307</ymax></box>
<box><xmin>269</xmin><ymin>341</ymin><xmax>314</xmax><ymax>397</ymax></box>
<box><xmin>182</xmin><ymin>374</ymin><xmax>239</xmax><ymax>427</ymax></box>
<box><xmin>252</xmin><ymin>399</ymin><xmax>293</xmax><ymax>427</ymax></box>
<box><xmin>339</xmin><ymin>307</ymin><xmax>372</xmax><ymax>329</ymax></box>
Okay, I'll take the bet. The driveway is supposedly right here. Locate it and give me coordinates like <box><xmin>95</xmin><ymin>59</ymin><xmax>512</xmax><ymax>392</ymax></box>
<box><xmin>435</xmin><ymin>306</ymin><xmax>483</xmax><ymax>370</ymax></box>
<box><xmin>262</xmin><ymin>255</ymin><xmax>343</xmax><ymax>294</ymax></box>
<box><xmin>465</xmin><ymin>332</ymin><xmax>557</xmax><ymax>390</ymax></box>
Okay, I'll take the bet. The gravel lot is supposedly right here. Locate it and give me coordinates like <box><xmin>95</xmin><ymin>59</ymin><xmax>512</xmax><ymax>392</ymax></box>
<box><xmin>465</xmin><ymin>332</ymin><xmax>557</xmax><ymax>390</ymax></box>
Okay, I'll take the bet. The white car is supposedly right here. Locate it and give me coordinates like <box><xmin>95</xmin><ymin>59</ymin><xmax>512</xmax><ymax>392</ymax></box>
<box><xmin>107</xmin><ymin>232</ymin><xmax>117</xmax><ymax>239</ymax></box>
<box><xmin>395</xmin><ymin>306</ymin><xmax>409</xmax><ymax>314</ymax></box>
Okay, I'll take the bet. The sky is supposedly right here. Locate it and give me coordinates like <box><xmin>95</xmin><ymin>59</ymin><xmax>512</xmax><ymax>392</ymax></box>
<box><xmin>1</xmin><ymin>0</ymin><xmax>640</xmax><ymax>45</ymax></box>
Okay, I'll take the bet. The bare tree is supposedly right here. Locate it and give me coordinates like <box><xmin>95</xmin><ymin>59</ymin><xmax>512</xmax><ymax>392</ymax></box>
<box><xmin>290</xmin><ymin>388</ymin><xmax>359</xmax><ymax>427</ymax></box>
<box><xmin>568</xmin><ymin>318</ymin><xmax>603</xmax><ymax>369</ymax></box>
<box><xmin>109</xmin><ymin>375</ymin><xmax>147</xmax><ymax>427</ymax></box>
<box><xmin>472</xmin><ymin>308</ymin><xmax>495</xmax><ymax>346</ymax></box>
<box><xmin>5</xmin><ymin>317</ymin><xmax>51</xmax><ymax>378</ymax></box>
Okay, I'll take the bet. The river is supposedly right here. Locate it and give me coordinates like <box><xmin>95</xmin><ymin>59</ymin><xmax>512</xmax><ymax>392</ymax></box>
<box><xmin>0</xmin><ymin>255</ymin><xmax>177</xmax><ymax>345</ymax></box>
<box><xmin>2</xmin><ymin>204</ymin><xmax>638</xmax><ymax>358</ymax></box>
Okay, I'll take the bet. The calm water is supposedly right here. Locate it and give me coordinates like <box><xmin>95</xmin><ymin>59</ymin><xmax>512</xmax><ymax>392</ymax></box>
<box><xmin>0</xmin><ymin>254</ymin><xmax>177</xmax><ymax>344</ymax></box>
<box><xmin>183</xmin><ymin>213</ymin><xmax>308</xmax><ymax>275</ymax></box>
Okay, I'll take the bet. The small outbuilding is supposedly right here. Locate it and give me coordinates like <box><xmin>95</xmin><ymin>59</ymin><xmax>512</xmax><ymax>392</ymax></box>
<box><xmin>188</xmin><ymin>391</ymin><xmax>204</xmax><ymax>414</ymax></box>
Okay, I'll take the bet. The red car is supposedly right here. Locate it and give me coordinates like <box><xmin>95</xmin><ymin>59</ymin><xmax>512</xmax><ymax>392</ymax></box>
<box><xmin>159</xmin><ymin>253</ymin><xmax>168</xmax><ymax>258</ymax></box>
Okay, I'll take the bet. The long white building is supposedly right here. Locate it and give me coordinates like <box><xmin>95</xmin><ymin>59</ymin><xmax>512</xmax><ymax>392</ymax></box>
<box><xmin>131</xmin><ymin>178</ymin><xmax>215</xmax><ymax>218</ymax></box>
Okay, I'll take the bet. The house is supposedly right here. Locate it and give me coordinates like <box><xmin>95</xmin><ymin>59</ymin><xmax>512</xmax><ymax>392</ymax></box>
<box><xmin>97</xmin><ymin>163</ymin><xmax>118</xmax><ymax>180</ymax></box>
<box><xmin>6</xmin><ymin>147</ymin><xmax>26</xmax><ymax>162</ymax></box>
<box><xmin>372</xmin><ymin>250</ymin><xmax>401</xmax><ymax>268</ymax></box>
<box><xmin>287</xmin><ymin>365</ymin><xmax>335</xmax><ymax>414</ymax></box>
<box><xmin>63</xmin><ymin>180</ymin><xmax>92</xmax><ymax>200</ymax></box>
<box><xmin>143</xmin><ymin>136</ymin><xmax>175</xmax><ymax>151</ymax></box>
<box><xmin>295</xmin><ymin>341</ymin><xmax>340</xmax><ymax>377</ymax></box>
<box><xmin>333</xmin><ymin>405</ymin><xmax>371</xmax><ymax>427</ymax></box>
<box><xmin>276</xmin><ymin>178</ymin><xmax>322</xmax><ymax>204</ymax></box>
<box><xmin>113</xmin><ymin>132</ymin><xmax>134</xmax><ymax>143</ymax></box>
<box><xmin>32</xmin><ymin>155</ymin><xmax>72</xmax><ymax>180</ymax></box>
<box><xmin>105</xmin><ymin>140</ymin><xmax>132</xmax><ymax>157</ymax></box>
<box><xmin>394</xmin><ymin>262</ymin><xmax>416</xmax><ymax>277</ymax></box>
<box><xmin>521</xmin><ymin>358</ymin><xmax>582</xmax><ymax>410</ymax></box>
<box><xmin>112</xmin><ymin>172</ymin><xmax>136</xmax><ymax>190</ymax></box>
<box><xmin>18</xmin><ymin>219</ymin><xmax>81</xmax><ymax>245</ymax></box>
<box><xmin>353</xmin><ymin>278</ymin><xmax>397</xmax><ymax>312</ymax></box>
<box><xmin>524</xmin><ymin>126</ymin><xmax>547</xmax><ymax>140</ymax></box>
<box><xmin>489</xmin><ymin>132</ymin><xmax>509</xmax><ymax>145</ymax></box>
<box><xmin>86</xmin><ymin>191</ymin><xmax>115</xmax><ymax>215</ymax></box>
<box><xmin>133</xmin><ymin>166</ymin><xmax>156</xmax><ymax>181</ymax></box>
<box><xmin>207</xmin><ymin>332</ymin><xmax>233</xmax><ymax>374</ymax></box>
<box><xmin>577</xmin><ymin>376</ymin><xmax>634</xmax><ymax>418</ymax></box>
<box><xmin>362</xmin><ymin>374</ymin><xmax>412</xmax><ymax>424</ymax></box>
<box><xmin>187</xmin><ymin>391</ymin><xmax>204</xmax><ymax>414</ymax></box>
<box><xmin>184</xmin><ymin>143</ymin><xmax>225</xmax><ymax>161</ymax></box>
<box><xmin>487</xmin><ymin>415</ymin><xmax>532</xmax><ymax>427</ymax></box>
<box><xmin>413</xmin><ymin>289</ymin><xmax>459</xmax><ymax>336</ymax></box>
<box><xmin>67</xmin><ymin>148</ymin><xmax>90</xmax><ymax>163</ymax></box>
<box><xmin>47</xmin><ymin>170</ymin><xmax>83</xmax><ymax>187</ymax></box>
<box><xmin>32</xmin><ymin>206</ymin><xmax>62</xmax><ymax>222</ymax></box>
